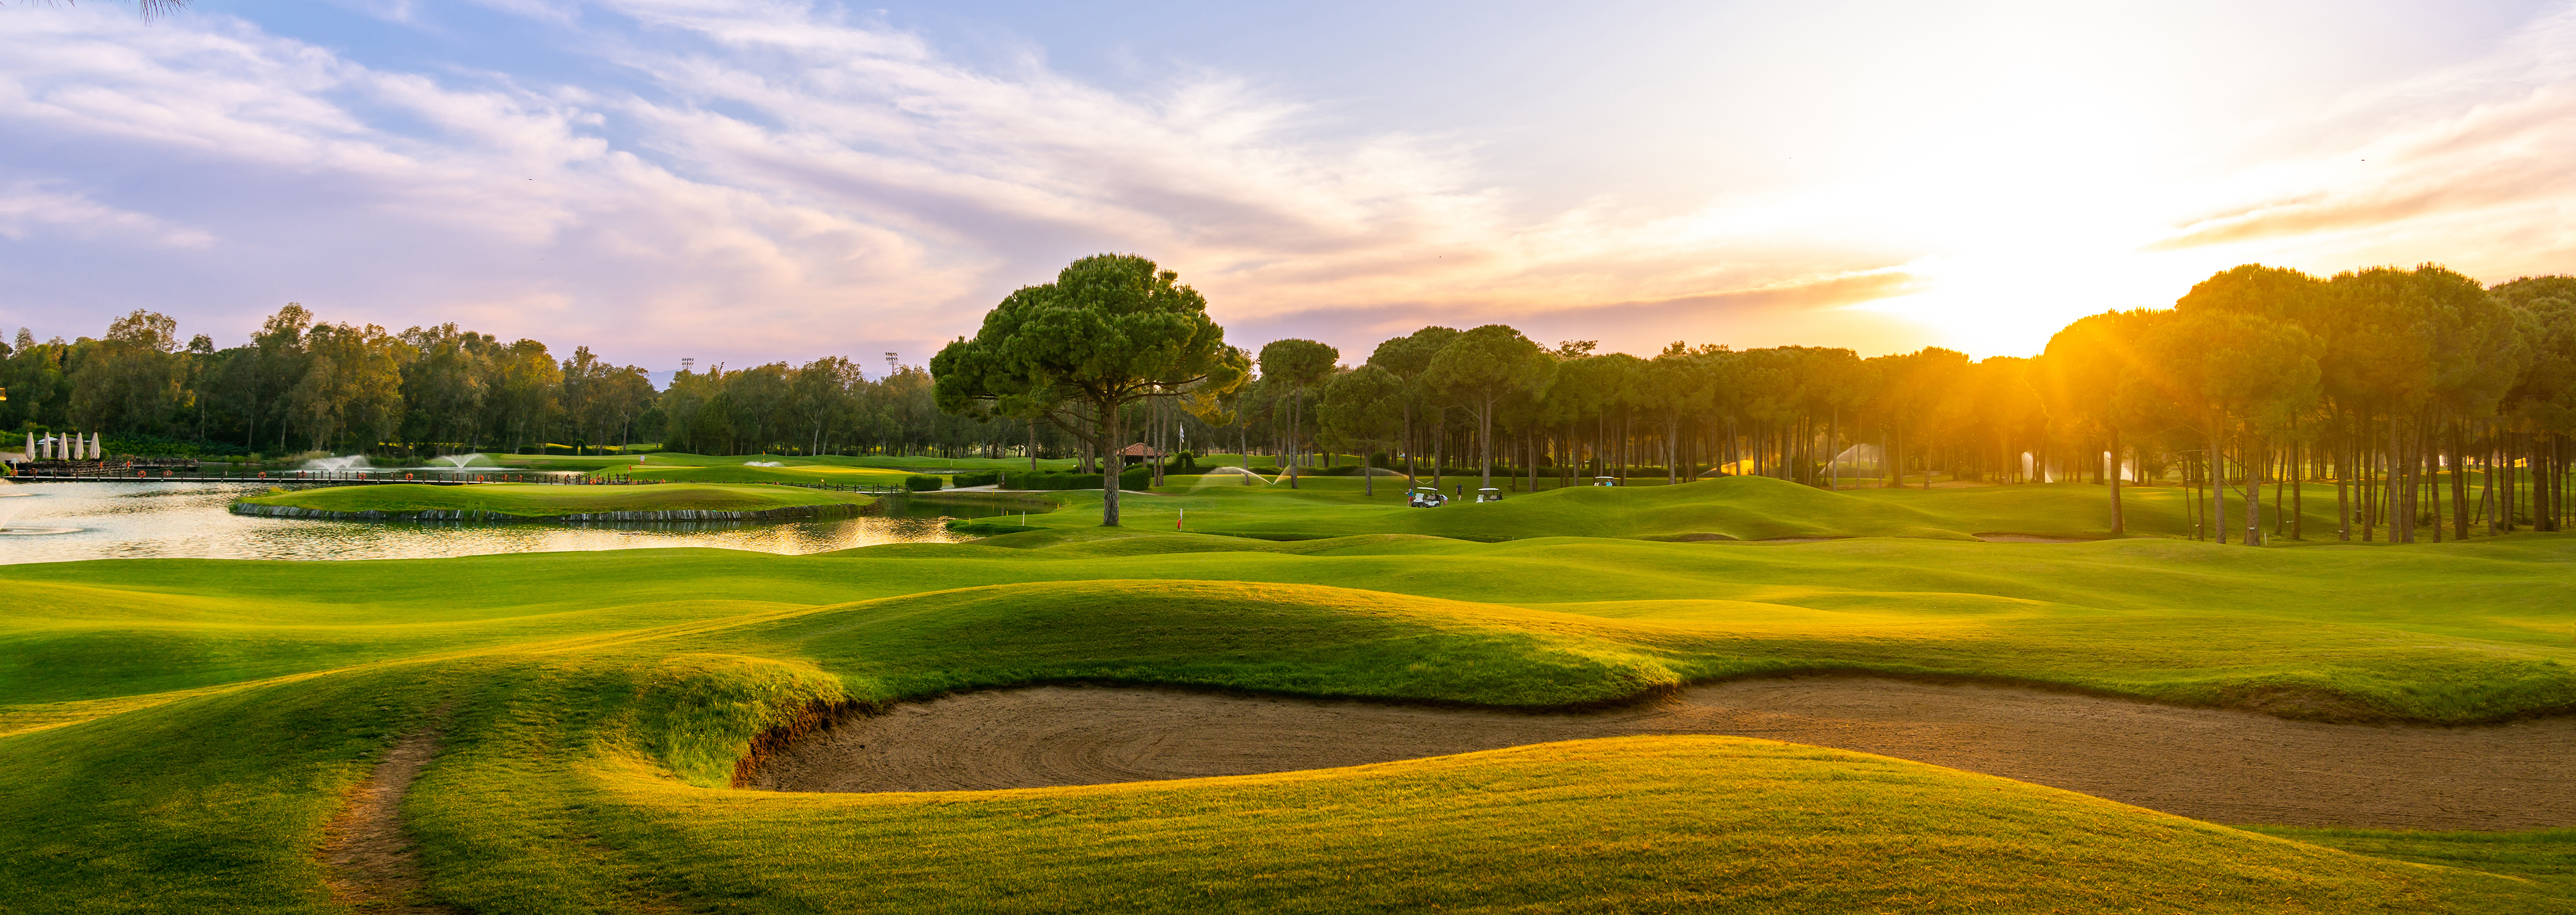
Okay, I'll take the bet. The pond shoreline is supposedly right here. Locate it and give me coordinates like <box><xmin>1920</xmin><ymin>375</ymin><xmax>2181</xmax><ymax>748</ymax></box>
<box><xmin>228</xmin><ymin>502</ymin><xmax>872</xmax><ymax>524</ymax></box>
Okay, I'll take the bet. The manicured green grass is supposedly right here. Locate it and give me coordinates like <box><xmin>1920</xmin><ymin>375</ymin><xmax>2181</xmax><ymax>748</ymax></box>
<box><xmin>1003</xmin><ymin>473</ymin><xmax>2377</xmax><ymax>543</ymax></box>
<box><xmin>235</xmin><ymin>482</ymin><xmax>876</xmax><ymax>517</ymax></box>
<box><xmin>587</xmin><ymin>736</ymin><xmax>2519</xmax><ymax>913</ymax></box>
<box><xmin>10</xmin><ymin>650</ymin><xmax>2544</xmax><ymax>914</ymax></box>
<box><xmin>611</xmin><ymin>462</ymin><xmax>921</xmax><ymax>486</ymax></box>
<box><xmin>604</xmin><ymin>452</ymin><xmax>1080</xmax><ymax>475</ymax></box>
<box><xmin>5</xmin><ymin>519</ymin><xmax>2571</xmax><ymax>910</ymax></box>
<box><xmin>9</xmin><ymin>534</ymin><xmax>2571</xmax><ymax>721</ymax></box>
<box><xmin>2249</xmin><ymin>825</ymin><xmax>2576</xmax><ymax>908</ymax></box>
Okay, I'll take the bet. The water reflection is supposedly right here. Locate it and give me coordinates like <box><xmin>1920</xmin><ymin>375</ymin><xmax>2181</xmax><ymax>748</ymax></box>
<box><xmin>0</xmin><ymin>481</ymin><xmax>1001</xmax><ymax>564</ymax></box>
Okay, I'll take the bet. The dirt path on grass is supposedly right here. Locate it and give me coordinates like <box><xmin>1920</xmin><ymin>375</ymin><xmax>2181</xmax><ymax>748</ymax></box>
<box><xmin>750</xmin><ymin>678</ymin><xmax>2576</xmax><ymax>831</ymax></box>
<box><xmin>321</xmin><ymin>726</ymin><xmax>461</xmax><ymax>913</ymax></box>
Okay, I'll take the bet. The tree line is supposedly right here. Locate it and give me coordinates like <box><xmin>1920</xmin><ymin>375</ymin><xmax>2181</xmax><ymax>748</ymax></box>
<box><xmin>0</xmin><ymin>303</ymin><xmax>1048</xmax><ymax>460</ymax></box>
<box><xmin>14</xmin><ymin>258</ymin><xmax>2572</xmax><ymax>539</ymax></box>
<box><xmin>939</xmin><ymin>256</ymin><xmax>2573</xmax><ymax>536</ymax></box>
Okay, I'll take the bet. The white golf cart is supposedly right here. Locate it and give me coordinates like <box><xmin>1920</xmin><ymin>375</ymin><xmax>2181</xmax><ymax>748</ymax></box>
<box><xmin>1475</xmin><ymin>487</ymin><xmax>1503</xmax><ymax>503</ymax></box>
<box><xmin>1593</xmin><ymin>476</ymin><xmax>1620</xmax><ymax>487</ymax></box>
<box><xmin>1407</xmin><ymin>487</ymin><xmax>1449</xmax><ymax>508</ymax></box>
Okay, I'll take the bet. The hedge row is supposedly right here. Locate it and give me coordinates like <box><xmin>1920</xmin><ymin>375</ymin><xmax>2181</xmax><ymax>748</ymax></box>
<box><xmin>1010</xmin><ymin>467</ymin><xmax>1156</xmax><ymax>491</ymax></box>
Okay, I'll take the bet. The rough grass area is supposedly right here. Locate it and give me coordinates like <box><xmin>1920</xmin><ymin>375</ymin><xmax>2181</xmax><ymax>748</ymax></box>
<box><xmin>235</xmin><ymin>482</ymin><xmax>875</xmax><ymax>517</ymax></box>
<box><xmin>4</xmin><ymin>530</ymin><xmax>2571</xmax><ymax>912</ymax></box>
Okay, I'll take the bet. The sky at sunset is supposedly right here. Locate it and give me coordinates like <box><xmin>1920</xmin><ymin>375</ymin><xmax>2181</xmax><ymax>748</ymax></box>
<box><xmin>5</xmin><ymin>0</ymin><xmax>2574</xmax><ymax>379</ymax></box>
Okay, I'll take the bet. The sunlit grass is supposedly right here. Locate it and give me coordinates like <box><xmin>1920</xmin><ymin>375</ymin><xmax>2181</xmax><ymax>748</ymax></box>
<box><xmin>3</xmin><ymin>513</ymin><xmax>2570</xmax><ymax>912</ymax></box>
<box><xmin>1002</xmin><ymin>473</ymin><xmax>2411</xmax><ymax>543</ymax></box>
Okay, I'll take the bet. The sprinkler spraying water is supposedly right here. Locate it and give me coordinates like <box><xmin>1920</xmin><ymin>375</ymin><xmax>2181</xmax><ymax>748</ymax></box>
<box><xmin>303</xmin><ymin>455</ymin><xmax>373</xmax><ymax>471</ymax></box>
<box><xmin>1188</xmin><ymin>466</ymin><xmax>1275</xmax><ymax>490</ymax></box>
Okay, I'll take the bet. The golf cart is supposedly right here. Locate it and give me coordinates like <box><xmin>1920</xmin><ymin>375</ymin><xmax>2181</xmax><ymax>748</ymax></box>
<box><xmin>1593</xmin><ymin>476</ymin><xmax>1620</xmax><ymax>487</ymax></box>
<box><xmin>1475</xmin><ymin>487</ymin><xmax>1503</xmax><ymax>503</ymax></box>
<box><xmin>1408</xmin><ymin>487</ymin><xmax>1449</xmax><ymax>507</ymax></box>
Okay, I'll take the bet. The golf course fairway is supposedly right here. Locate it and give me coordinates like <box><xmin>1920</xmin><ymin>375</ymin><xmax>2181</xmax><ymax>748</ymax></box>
<box><xmin>2</xmin><ymin>526</ymin><xmax>2572</xmax><ymax>912</ymax></box>
<box><xmin>963</xmin><ymin>474</ymin><xmax>2411</xmax><ymax>543</ymax></box>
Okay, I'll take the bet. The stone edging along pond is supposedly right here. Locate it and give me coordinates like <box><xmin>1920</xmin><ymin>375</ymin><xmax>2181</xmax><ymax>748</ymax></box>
<box><xmin>228</xmin><ymin>502</ymin><xmax>872</xmax><ymax>523</ymax></box>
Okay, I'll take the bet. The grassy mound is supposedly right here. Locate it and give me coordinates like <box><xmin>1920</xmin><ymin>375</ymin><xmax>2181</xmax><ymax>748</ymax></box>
<box><xmin>235</xmin><ymin>482</ymin><xmax>875</xmax><ymax>518</ymax></box>
<box><xmin>5</xmin><ymin>531</ymin><xmax>2573</xmax><ymax>910</ymax></box>
<box><xmin>692</xmin><ymin>579</ymin><xmax>1684</xmax><ymax>708</ymax></box>
<box><xmin>9</xmin><ymin>534</ymin><xmax>2570</xmax><ymax>725</ymax></box>
<box><xmin>593</xmin><ymin>735</ymin><xmax>2543</xmax><ymax>912</ymax></box>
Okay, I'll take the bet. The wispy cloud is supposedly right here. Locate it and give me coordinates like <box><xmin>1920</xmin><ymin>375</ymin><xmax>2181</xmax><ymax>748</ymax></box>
<box><xmin>2148</xmin><ymin>6</ymin><xmax>2576</xmax><ymax>274</ymax></box>
<box><xmin>2</xmin><ymin>1</ymin><xmax>2571</xmax><ymax>366</ymax></box>
<box><xmin>0</xmin><ymin>180</ymin><xmax>212</xmax><ymax>247</ymax></box>
<box><xmin>0</xmin><ymin>1</ymin><xmax>1938</xmax><ymax>361</ymax></box>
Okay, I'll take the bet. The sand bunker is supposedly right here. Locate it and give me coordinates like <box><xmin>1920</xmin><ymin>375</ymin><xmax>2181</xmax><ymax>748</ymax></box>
<box><xmin>751</xmin><ymin>678</ymin><xmax>2576</xmax><ymax>831</ymax></box>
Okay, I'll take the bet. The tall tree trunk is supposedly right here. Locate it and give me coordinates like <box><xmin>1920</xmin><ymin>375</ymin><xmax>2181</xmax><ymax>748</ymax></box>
<box><xmin>1100</xmin><ymin>401</ymin><xmax>1123</xmax><ymax>526</ymax></box>
<box><xmin>1883</xmin><ymin>430</ymin><xmax>1897</xmax><ymax>488</ymax></box>
<box><xmin>2290</xmin><ymin>423</ymin><xmax>2302</xmax><ymax>541</ymax></box>
<box><xmin>2210</xmin><ymin>420</ymin><xmax>2227</xmax><ymax>545</ymax></box>
<box><xmin>1432</xmin><ymin>406</ymin><xmax>1445</xmax><ymax>489</ymax></box>
<box><xmin>2425</xmin><ymin>420</ymin><xmax>2443</xmax><ymax>543</ymax></box>
<box><xmin>2483</xmin><ymin>425</ymin><xmax>2504</xmax><ymax>533</ymax></box>
<box><xmin>1477</xmin><ymin>400</ymin><xmax>1494</xmax><ymax>491</ymax></box>
<box><xmin>2360</xmin><ymin>413</ymin><xmax>2376</xmax><ymax>542</ymax></box>
<box><xmin>2107</xmin><ymin>427</ymin><xmax>2124</xmax><ymax>534</ymax></box>
<box><xmin>2243</xmin><ymin>435</ymin><xmax>2262</xmax><ymax>546</ymax></box>
<box><xmin>2451</xmin><ymin>419</ymin><xmax>2471</xmax><ymax>541</ymax></box>
<box><xmin>1285</xmin><ymin>388</ymin><xmax>1299</xmax><ymax>490</ymax></box>
<box><xmin>1669</xmin><ymin>414</ymin><xmax>1682</xmax><ymax>486</ymax></box>
<box><xmin>2393</xmin><ymin>417</ymin><xmax>2413</xmax><ymax>543</ymax></box>
<box><xmin>1401</xmin><ymin>400</ymin><xmax>1415</xmax><ymax>486</ymax></box>
<box><xmin>1821</xmin><ymin>409</ymin><xmax>1835</xmax><ymax>490</ymax></box>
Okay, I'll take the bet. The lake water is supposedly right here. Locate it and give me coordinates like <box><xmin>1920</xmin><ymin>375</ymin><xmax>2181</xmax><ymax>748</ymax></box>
<box><xmin>0</xmin><ymin>480</ymin><xmax>1012</xmax><ymax>564</ymax></box>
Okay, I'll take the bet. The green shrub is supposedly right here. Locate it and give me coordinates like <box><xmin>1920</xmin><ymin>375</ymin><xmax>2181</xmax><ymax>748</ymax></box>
<box><xmin>951</xmin><ymin>471</ymin><xmax>1002</xmax><ymax>488</ymax></box>
<box><xmin>943</xmin><ymin>519</ymin><xmax>1040</xmax><ymax>535</ymax></box>
<box><xmin>1010</xmin><ymin>472</ymin><xmax>1096</xmax><ymax>491</ymax></box>
<box><xmin>904</xmin><ymin>474</ymin><xmax>944</xmax><ymax>492</ymax></box>
<box><xmin>1002</xmin><ymin>467</ymin><xmax>1155</xmax><ymax>491</ymax></box>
